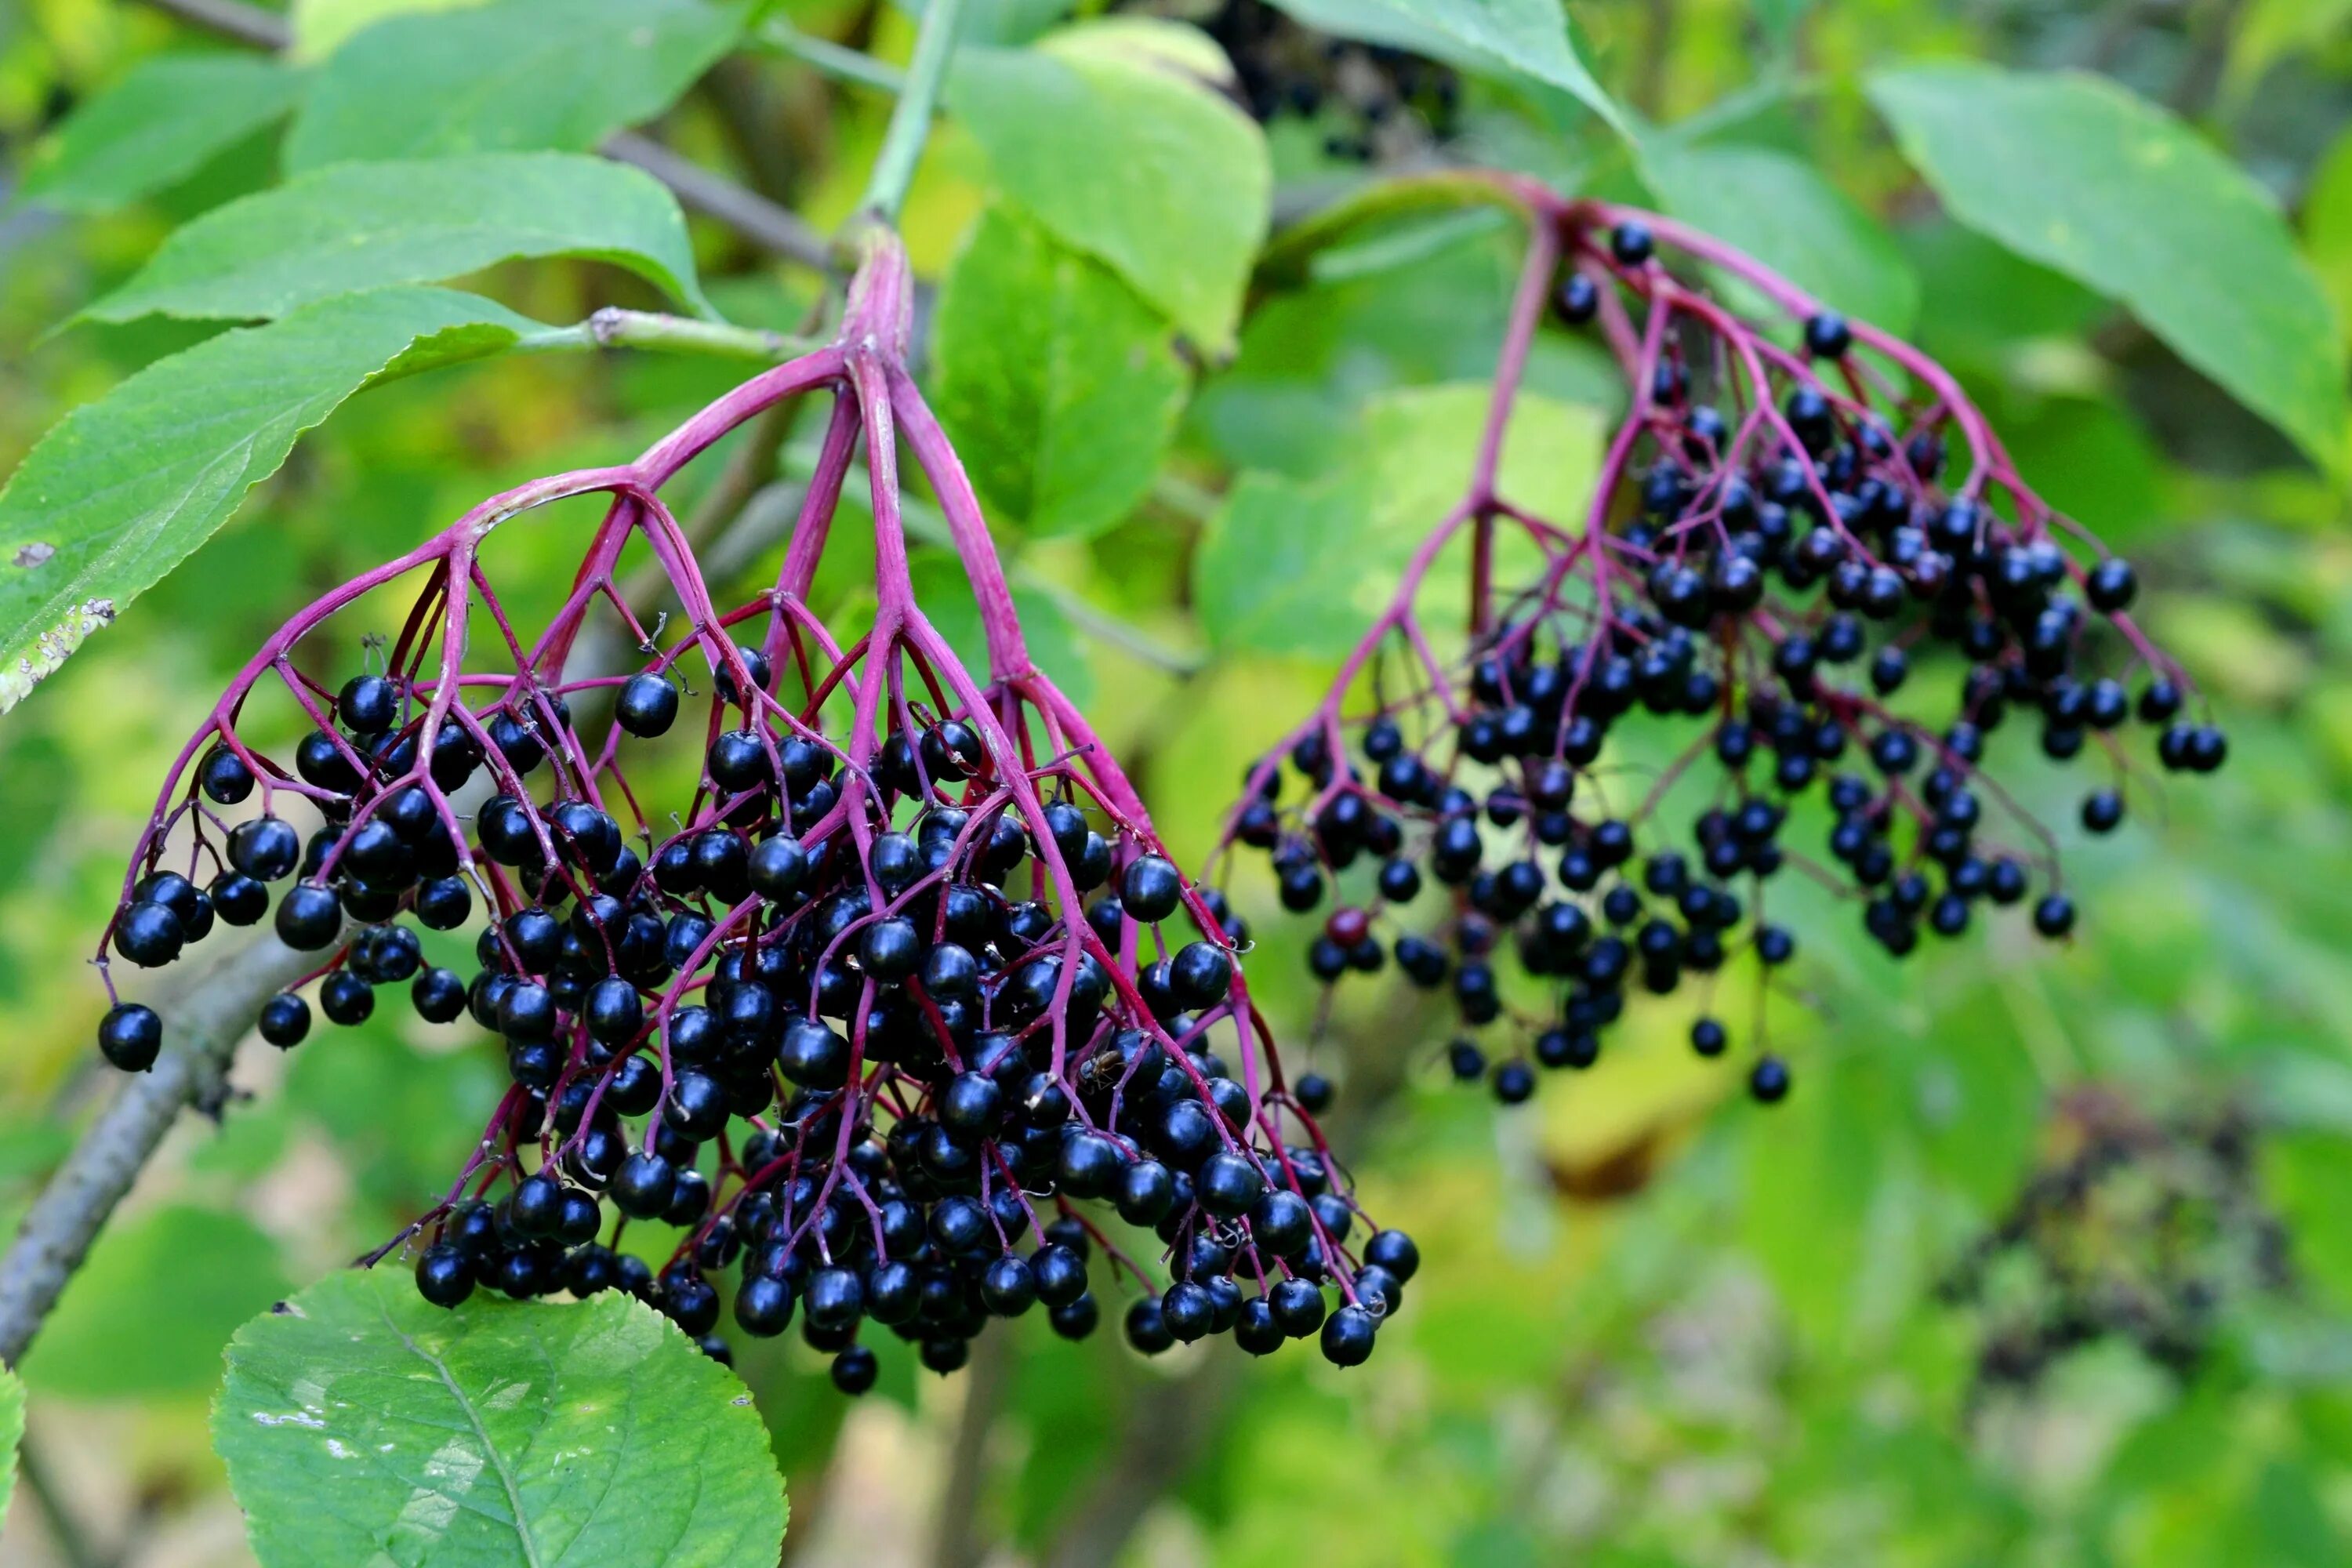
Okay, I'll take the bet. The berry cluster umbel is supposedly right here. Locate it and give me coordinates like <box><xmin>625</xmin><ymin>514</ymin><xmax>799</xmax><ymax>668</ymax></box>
<box><xmin>1218</xmin><ymin>187</ymin><xmax>2223</xmax><ymax>1110</ymax></box>
<box><xmin>96</xmin><ymin>234</ymin><xmax>1408</xmax><ymax>1384</ymax></box>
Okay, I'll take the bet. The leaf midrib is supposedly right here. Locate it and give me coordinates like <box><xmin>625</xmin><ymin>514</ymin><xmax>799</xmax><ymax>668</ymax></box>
<box><xmin>378</xmin><ymin>1301</ymin><xmax>546</xmax><ymax>1568</ymax></box>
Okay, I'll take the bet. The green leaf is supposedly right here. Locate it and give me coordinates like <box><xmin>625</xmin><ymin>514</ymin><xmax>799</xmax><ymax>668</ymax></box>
<box><xmin>2305</xmin><ymin>126</ymin><xmax>2352</xmax><ymax>353</ymax></box>
<box><xmin>947</xmin><ymin>27</ymin><xmax>1270</xmax><ymax>352</ymax></box>
<box><xmin>1867</xmin><ymin>63</ymin><xmax>2349</xmax><ymax>474</ymax></box>
<box><xmin>0</xmin><ymin>288</ymin><xmax>539</xmax><ymax>711</ymax></box>
<box><xmin>1640</xmin><ymin>140</ymin><xmax>1919</xmax><ymax>334</ymax></box>
<box><xmin>214</xmin><ymin>1268</ymin><xmax>787</xmax><ymax>1567</ymax></box>
<box><xmin>930</xmin><ymin>208</ymin><xmax>1188</xmax><ymax>539</ymax></box>
<box><xmin>86</xmin><ymin>151</ymin><xmax>712</xmax><ymax>325</ymax></box>
<box><xmin>21</xmin><ymin>1205</ymin><xmax>292</xmax><ymax>1398</ymax></box>
<box><xmin>289</xmin><ymin>0</ymin><xmax>483</xmax><ymax>61</ymax></box>
<box><xmin>0</xmin><ymin>1365</ymin><xmax>21</xmax><ymax>1534</ymax></box>
<box><xmin>1264</xmin><ymin>0</ymin><xmax>1628</xmax><ymax>137</ymax></box>
<box><xmin>1195</xmin><ymin>383</ymin><xmax>1603</xmax><ymax>657</ymax></box>
<box><xmin>16</xmin><ymin>55</ymin><xmax>307</xmax><ymax>214</ymax></box>
<box><xmin>288</xmin><ymin>0</ymin><xmax>744</xmax><ymax>171</ymax></box>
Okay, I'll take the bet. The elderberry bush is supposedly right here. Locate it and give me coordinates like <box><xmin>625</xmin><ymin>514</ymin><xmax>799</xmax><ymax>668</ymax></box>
<box><xmin>93</xmin><ymin>235</ymin><xmax>1406</xmax><ymax>1382</ymax></box>
<box><xmin>1221</xmin><ymin>191</ymin><xmax>2225</xmax><ymax>1112</ymax></box>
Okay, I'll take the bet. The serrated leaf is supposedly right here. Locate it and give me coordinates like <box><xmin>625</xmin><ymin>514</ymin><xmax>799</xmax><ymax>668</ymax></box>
<box><xmin>288</xmin><ymin>0</ymin><xmax>743</xmax><ymax>172</ymax></box>
<box><xmin>1867</xmin><ymin>62</ymin><xmax>2349</xmax><ymax>474</ymax></box>
<box><xmin>1265</xmin><ymin>0</ymin><xmax>1627</xmax><ymax>137</ymax></box>
<box><xmin>1641</xmin><ymin>140</ymin><xmax>1918</xmax><ymax>334</ymax></box>
<box><xmin>947</xmin><ymin>27</ymin><xmax>1269</xmax><ymax>351</ymax></box>
<box><xmin>1195</xmin><ymin>384</ymin><xmax>1602</xmax><ymax>656</ymax></box>
<box><xmin>16</xmin><ymin>55</ymin><xmax>307</xmax><ymax>214</ymax></box>
<box><xmin>0</xmin><ymin>1365</ymin><xmax>21</xmax><ymax>1534</ymax></box>
<box><xmin>86</xmin><ymin>152</ymin><xmax>711</xmax><ymax>325</ymax></box>
<box><xmin>0</xmin><ymin>288</ymin><xmax>539</xmax><ymax>711</ymax></box>
<box><xmin>214</xmin><ymin>1268</ymin><xmax>787</xmax><ymax>1567</ymax></box>
<box><xmin>20</xmin><ymin>1205</ymin><xmax>291</xmax><ymax>1398</ymax></box>
<box><xmin>931</xmin><ymin>208</ymin><xmax>1187</xmax><ymax>539</ymax></box>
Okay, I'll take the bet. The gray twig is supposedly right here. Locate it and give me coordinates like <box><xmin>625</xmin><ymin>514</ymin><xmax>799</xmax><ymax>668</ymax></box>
<box><xmin>0</xmin><ymin>930</ymin><xmax>325</xmax><ymax>1367</ymax></box>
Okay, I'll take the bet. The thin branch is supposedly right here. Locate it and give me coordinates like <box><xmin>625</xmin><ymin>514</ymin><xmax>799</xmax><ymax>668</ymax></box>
<box><xmin>132</xmin><ymin>0</ymin><xmax>837</xmax><ymax>271</ymax></box>
<box><xmin>520</xmin><ymin>308</ymin><xmax>823</xmax><ymax>362</ymax></box>
<box><xmin>601</xmin><ymin>132</ymin><xmax>835</xmax><ymax>272</ymax></box>
<box><xmin>930</xmin><ymin>1328</ymin><xmax>1012</xmax><ymax>1568</ymax></box>
<box><xmin>858</xmin><ymin>0</ymin><xmax>965</xmax><ymax>221</ymax></box>
<box><xmin>0</xmin><ymin>929</ymin><xmax>332</xmax><ymax>1367</ymax></box>
<box><xmin>753</xmin><ymin>19</ymin><xmax>907</xmax><ymax>94</ymax></box>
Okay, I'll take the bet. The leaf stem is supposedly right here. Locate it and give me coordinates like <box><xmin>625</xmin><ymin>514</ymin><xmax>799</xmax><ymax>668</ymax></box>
<box><xmin>858</xmin><ymin>0</ymin><xmax>967</xmax><ymax>223</ymax></box>
<box><xmin>523</xmin><ymin>308</ymin><xmax>823</xmax><ymax>362</ymax></box>
<box><xmin>753</xmin><ymin>19</ymin><xmax>906</xmax><ymax>94</ymax></box>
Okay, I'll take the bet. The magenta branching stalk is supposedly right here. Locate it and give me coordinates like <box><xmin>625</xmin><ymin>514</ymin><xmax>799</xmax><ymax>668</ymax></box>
<box><xmin>90</xmin><ymin>230</ymin><xmax>1410</xmax><ymax>1382</ymax></box>
<box><xmin>1218</xmin><ymin>176</ymin><xmax>2225</xmax><ymax>1107</ymax></box>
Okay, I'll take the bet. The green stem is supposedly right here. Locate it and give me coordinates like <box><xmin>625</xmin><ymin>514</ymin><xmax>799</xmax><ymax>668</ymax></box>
<box><xmin>754</xmin><ymin>19</ymin><xmax>906</xmax><ymax>94</ymax></box>
<box><xmin>522</xmin><ymin>309</ymin><xmax>823</xmax><ymax>362</ymax></box>
<box><xmin>859</xmin><ymin>0</ymin><xmax>967</xmax><ymax>222</ymax></box>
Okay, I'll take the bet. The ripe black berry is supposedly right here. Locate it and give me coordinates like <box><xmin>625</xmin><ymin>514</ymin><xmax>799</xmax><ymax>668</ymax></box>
<box><xmin>615</xmin><ymin>671</ymin><xmax>681</xmax><ymax>737</ymax></box>
<box><xmin>1320</xmin><ymin>1304</ymin><xmax>1377</xmax><ymax>1366</ymax></box>
<box><xmin>416</xmin><ymin>1245</ymin><xmax>474</xmax><ymax>1308</ymax></box>
<box><xmin>97</xmin><ymin>1003</ymin><xmax>162</xmax><ymax>1071</ymax></box>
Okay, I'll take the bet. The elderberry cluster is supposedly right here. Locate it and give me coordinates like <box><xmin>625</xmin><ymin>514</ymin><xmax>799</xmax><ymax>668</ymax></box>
<box><xmin>100</xmin><ymin>645</ymin><xmax>1410</xmax><ymax>1380</ymax></box>
<box><xmin>1940</xmin><ymin>1093</ymin><xmax>2288</xmax><ymax>1399</ymax></box>
<box><xmin>1185</xmin><ymin>0</ymin><xmax>1461</xmax><ymax>162</ymax></box>
<box><xmin>1224</xmin><ymin>210</ymin><xmax>2223</xmax><ymax>1112</ymax></box>
<box><xmin>96</xmin><ymin>229</ymin><xmax>1408</xmax><ymax>1383</ymax></box>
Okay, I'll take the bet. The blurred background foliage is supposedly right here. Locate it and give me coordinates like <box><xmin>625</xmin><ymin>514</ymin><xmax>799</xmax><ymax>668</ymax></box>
<box><xmin>1</xmin><ymin>0</ymin><xmax>2350</xmax><ymax>1563</ymax></box>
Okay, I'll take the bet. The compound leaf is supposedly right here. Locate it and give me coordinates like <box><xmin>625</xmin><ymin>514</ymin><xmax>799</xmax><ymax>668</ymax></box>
<box><xmin>86</xmin><ymin>152</ymin><xmax>711</xmax><ymax>324</ymax></box>
<box><xmin>1869</xmin><ymin>62</ymin><xmax>2348</xmax><ymax>474</ymax></box>
<box><xmin>16</xmin><ymin>54</ymin><xmax>307</xmax><ymax>214</ymax></box>
<box><xmin>288</xmin><ymin>0</ymin><xmax>744</xmax><ymax>171</ymax></box>
<box><xmin>214</xmin><ymin>1267</ymin><xmax>787</xmax><ymax>1567</ymax></box>
<box><xmin>0</xmin><ymin>288</ymin><xmax>539</xmax><ymax>711</ymax></box>
<box><xmin>949</xmin><ymin>27</ymin><xmax>1269</xmax><ymax>352</ymax></box>
<box><xmin>931</xmin><ymin>207</ymin><xmax>1188</xmax><ymax>539</ymax></box>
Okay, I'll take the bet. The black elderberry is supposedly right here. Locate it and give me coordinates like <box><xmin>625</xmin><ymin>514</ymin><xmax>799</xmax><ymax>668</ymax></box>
<box><xmin>1119</xmin><ymin>855</ymin><xmax>1183</xmax><ymax>923</ymax></box>
<box><xmin>610</xmin><ymin>1152</ymin><xmax>677</xmax><ymax>1219</ymax></box>
<box><xmin>1320</xmin><ymin>1304</ymin><xmax>1377</xmax><ymax>1366</ymax></box>
<box><xmin>1691</xmin><ymin>1018</ymin><xmax>1726</xmax><ymax>1058</ymax></box>
<box><xmin>615</xmin><ymin>670</ymin><xmax>681</xmax><ymax>737</ymax></box>
<box><xmin>2033</xmin><ymin>894</ymin><xmax>2078</xmax><ymax>938</ymax></box>
<box><xmin>1492</xmin><ymin>1060</ymin><xmax>1536</xmax><ymax>1104</ymax></box>
<box><xmin>198</xmin><ymin>745</ymin><xmax>256</xmax><ymax>804</ymax></box>
<box><xmin>274</xmin><ymin>884</ymin><xmax>342</xmax><ymax>950</ymax></box>
<box><xmin>319</xmin><ymin>971</ymin><xmax>374</xmax><ymax>1025</ymax></box>
<box><xmin>96</xmin><ymin>1002</ymin><xmax>162</xmax><ymax>1072</ymax></box>
<box><xmin>1803</xmin><ymin>310</ymin><xmax>1852</xmax><ymax>359</ymax></box>
<box><xmin>1555</xmin><ymin>271</ymin><xmax>1599</xmax><ymax>324</ymax></box>
<box><xmin>416</xmin><ymin>1245</ymin><xmax>475</xmax><ymax>1308</ymax></box>
<box><xmin>2085</xmin><ymin>557</ymin><xmax>2138</xmax><ymax>613</ymax></box>
<box><xmin>112</xmin><ymin>901</ymin><xmax>184</xmax><ymax>968</ymax></box>
<box><xmin>1749</xmin><ymin>1056</ymin><xmax>1791</xmax><ymax>1103</ymax></box>
<box><xmin>397</xmin><ymin>967</ymin><xmax>463</xmax><ymax>1030</ymax></box>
